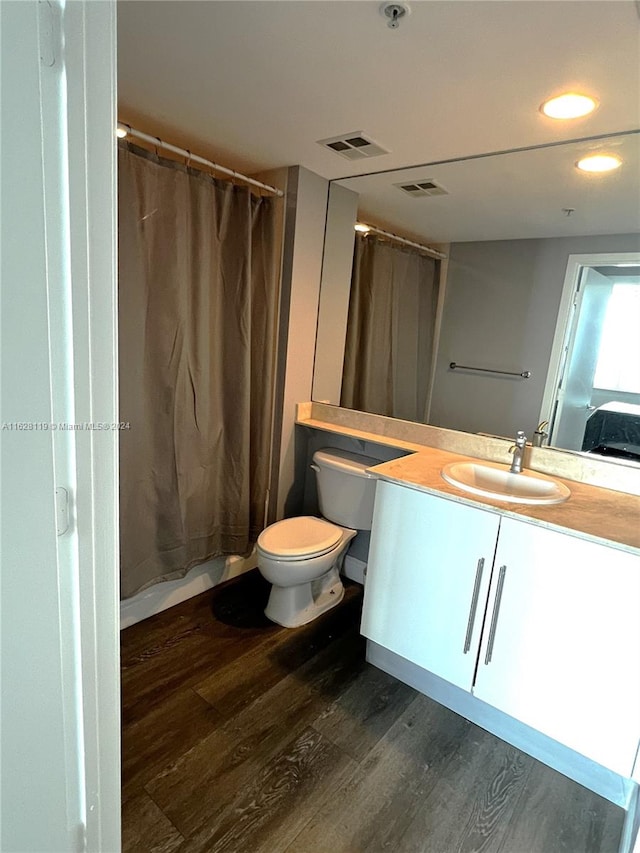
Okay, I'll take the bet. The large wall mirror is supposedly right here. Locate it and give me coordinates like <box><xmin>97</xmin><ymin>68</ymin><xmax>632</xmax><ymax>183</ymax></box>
<box><xmin>312</xmin><ymin>131</ymin><xmax>640</xmax><ymax>466</ymax></box>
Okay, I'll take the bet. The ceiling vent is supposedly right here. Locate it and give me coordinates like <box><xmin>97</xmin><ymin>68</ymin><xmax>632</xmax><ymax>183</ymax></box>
<box><xmin>317</xmin><ymin>132</ymin><xmax>389</xmax><ymax>160</ymax></box>
<box><xmin>394</xmin><ymin>179</ymin><xmax>448</xmax><ymax>197</ymax></box>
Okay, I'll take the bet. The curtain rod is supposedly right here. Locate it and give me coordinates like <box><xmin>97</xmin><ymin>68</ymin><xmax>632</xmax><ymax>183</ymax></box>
<box><xmin>117</xmin><ymin>123</ymin><xmax>284</xmax><ymax>198</ymax></box>
<box><xmin>356</xmin><ymin>223</ymin><xmax>447</xmax><ymax>260</ymax></box>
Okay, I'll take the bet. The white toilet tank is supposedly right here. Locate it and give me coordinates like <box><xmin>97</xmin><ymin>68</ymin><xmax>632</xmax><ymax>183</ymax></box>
<box><xmin>312</xmin><ymin>448</ymin><xmax>380</xmax><ymax>530</ymax></box>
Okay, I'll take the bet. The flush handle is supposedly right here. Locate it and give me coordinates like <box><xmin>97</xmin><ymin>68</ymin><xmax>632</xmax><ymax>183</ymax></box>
<box><xmin>463</xmin><ymin>557</ymin><xmax>485</xmax><ymax>654</ymax></box>
<box><xmin>310</xmin><ymin>463</ymin><xmax>320</xmax><ymax>473</ymax></box>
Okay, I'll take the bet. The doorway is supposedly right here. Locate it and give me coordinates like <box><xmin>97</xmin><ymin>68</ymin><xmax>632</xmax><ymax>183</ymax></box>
<box><xmin>543</xmin><ymin>253</ymin><xmax>640</xmax><ymax>456</ymax></box>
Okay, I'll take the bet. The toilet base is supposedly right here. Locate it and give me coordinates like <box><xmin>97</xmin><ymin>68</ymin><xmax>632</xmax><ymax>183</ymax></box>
<box><xmin>264</xmin><ymin>569</ymin><xmax>345</xmax><ymax>628</ymax></box>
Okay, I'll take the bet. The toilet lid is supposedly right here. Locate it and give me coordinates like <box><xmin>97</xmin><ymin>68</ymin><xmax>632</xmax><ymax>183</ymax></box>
<box><xmin>258</xmin><ymin>516</ymin><xmax>342</xmax><ymax>558</ymax></box>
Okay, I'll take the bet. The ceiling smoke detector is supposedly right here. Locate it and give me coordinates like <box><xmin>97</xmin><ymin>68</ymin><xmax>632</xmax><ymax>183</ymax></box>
<box><xmin>380</xmin><ymin>2</ymin><xmax>410</xmax><ymax>29</ymax></box>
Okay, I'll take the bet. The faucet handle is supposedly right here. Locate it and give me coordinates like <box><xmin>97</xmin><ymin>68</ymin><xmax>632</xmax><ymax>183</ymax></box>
<box><xmin>509</xmin><ymin>431</ymin><xmax>528</xmax><ymax>455</ymax></box>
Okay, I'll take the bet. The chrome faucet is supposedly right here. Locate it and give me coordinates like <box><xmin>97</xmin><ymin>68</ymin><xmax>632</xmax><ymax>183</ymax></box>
<box><xmin>532</xmin><ymin>420</ymin><xmax>549</xmax><ymax>447</ymax></box>
<box><xmin>509</xmin><ymin>430</ymin><xmax>527</xmax><ymax>474</ymax></box>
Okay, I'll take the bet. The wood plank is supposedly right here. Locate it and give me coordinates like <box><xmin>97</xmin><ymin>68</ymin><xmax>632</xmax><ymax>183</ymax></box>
<box><xmin>121</xmin><ymin>790</ymin><xmax>184</xmax><ymax>853</ymax></box>
<box><xmin>177</xmin><ymin>726</ymin><xmax>357</xmax><ymax>853</ymax></box>
<box><xmin>287</xmin><ymin>693</ymin><xmax>473</xmax><ymax>853</ymax></box>
<box><xmin>144</xmin><ymin>625</ymin><xmax>367</xmax><ymax>839</ymax></box>
<box><xmin>193</xmin><ymin>589</ymin><xmax>364</xmax><ymax>720</ymax></box>
<box><xmin>397</xmin><ymin>725</ymin><xmax>532</xmax><ymax>852</ymax></box>
<box><xmin>120</xmin><ymin>572</ymin><xmax>270</xmax><ymax>663</ymax></box>
<box><xmin>121</xmin><ymin>572</ymin><xmax>625</xmax><ymax>853</ymax></box>
<box><xmin>312</xmin><ymin>662</ymin><xmax>417</xmax><ymax>761</ymax></box>
<box><xmin>120</xmin><ymin>574</ymin><xmax>279</xmax><ymax>725</ymax></box>
<box><xmin>495</xmin><ymin>757</ymin><xmax>625</xmax><ymax>853</ymax></box>
<box><xmin>122</xmin><ymin>587</ymin><xmax>363</xmax><ymax>799</ymax></box>
<box><xmin>121</xmin><ymin>574</ymin><xmax>363</xmax><ymax>726</ymax></box>
<box><xmin>121</xmin><ymin>687</ymin><xmax>223</xmax><ymax>801</ymax></box>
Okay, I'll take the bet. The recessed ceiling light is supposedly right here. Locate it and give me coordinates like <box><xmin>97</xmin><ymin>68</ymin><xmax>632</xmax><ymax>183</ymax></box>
<box><xmin>540</xmin><ymin>93</ymin><xmax>598</xmax><ymax>120</ymax></box>
<box><xmin>576</xmin><ymin>154</ymin><xmax>622</xmax><ymax>173</ymax></box>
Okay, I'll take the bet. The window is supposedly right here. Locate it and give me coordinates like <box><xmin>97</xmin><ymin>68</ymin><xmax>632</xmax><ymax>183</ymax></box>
<box><xmin>593</xmin><ymin>282</ymin><xmax>640</xmax><ymax>393</ymax></box>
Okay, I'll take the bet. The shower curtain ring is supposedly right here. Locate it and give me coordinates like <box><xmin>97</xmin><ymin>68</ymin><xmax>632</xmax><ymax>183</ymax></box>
<box><xmin>154</xmin><ymin>136</ymin><xmax>162</xmax><ymax>157</ymax></box>
<box><xmin>185</xmin><ymin>149</ymin><xmax>192</xmax><ymax>168</ymax></box>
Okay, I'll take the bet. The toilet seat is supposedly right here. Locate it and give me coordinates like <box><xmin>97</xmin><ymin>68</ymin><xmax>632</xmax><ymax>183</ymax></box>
<box><xmin>257</xmin><ymin>516</ymin><xmax>343</xmax><ymax>560</ymax></box>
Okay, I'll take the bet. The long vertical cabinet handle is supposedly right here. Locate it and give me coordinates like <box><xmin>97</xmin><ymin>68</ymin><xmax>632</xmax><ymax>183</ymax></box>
<box><xmin>463</xmin><ymin>558</ymin><xmax>485</xmax><ymax>654</ymax></box>
<box><xmin>484</xmin><ymin>565</ymin><xmax>507</xmax><ymax>665</ymax></box>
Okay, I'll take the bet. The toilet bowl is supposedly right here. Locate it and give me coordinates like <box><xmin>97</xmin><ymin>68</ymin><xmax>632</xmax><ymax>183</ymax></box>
<box><xmin>257</xmin><ymin>448</ymin><xmax>379</xmax><ymax>628</ymax></box>
<box><xmin>257</xmin><ymin>516</ymin><xmax>356</xmax><ymax>627</ymax></box>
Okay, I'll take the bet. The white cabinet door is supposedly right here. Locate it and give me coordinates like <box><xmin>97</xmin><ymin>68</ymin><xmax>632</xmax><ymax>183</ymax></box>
<box><xmin>473</xmin><ymin>517</ymin><xmax>640</xmax><ymax>776</ymax></box>
<box><xmin>361</xmin><ymin>481</ymin><xmax>500</xmax><ymax>691</ymax></box>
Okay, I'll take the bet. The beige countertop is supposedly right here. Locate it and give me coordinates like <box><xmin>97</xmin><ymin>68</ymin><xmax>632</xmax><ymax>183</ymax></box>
<box><xmin>296</xmin><ymin>403</ymin><xmax>640</xmax><ymax>496</ymax></box>
<box><xmin>368</xmin><ymin>447</ymin><xmax>640</xmax><ymax>556</ymax></box>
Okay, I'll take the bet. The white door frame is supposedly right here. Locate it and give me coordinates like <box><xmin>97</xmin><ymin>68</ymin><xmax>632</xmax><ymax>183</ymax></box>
<box><xmin>540</xmin><ymin>252</ymin><xmax>640</xmax><ymax>444</ymax></box>
<box><xmin>65</xmin><ymin>3</ymin><xmax>121</xmax><ymax>849</ymax></box>
<box><xmin>1</xmin><ymin>2</ymin><xmax>120</xmax><ymax>850</ymax></box>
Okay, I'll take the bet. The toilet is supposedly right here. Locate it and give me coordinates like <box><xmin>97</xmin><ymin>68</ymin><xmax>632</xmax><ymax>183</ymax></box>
<box><xmin>257</xmin><ymin>448</ymin><xmax>379</xmax><ymax>628</ymax></box>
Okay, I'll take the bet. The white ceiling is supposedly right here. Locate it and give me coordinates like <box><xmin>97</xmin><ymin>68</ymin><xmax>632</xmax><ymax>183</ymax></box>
<box><xmin>117</xmin><ymin>0</ymin><xmax>640</xmax><ymax>242</ymax></box>
<box><xmin>339</xmin><ymin>131</ymin><xmax>640</xmax><ymax>242</ymax></box>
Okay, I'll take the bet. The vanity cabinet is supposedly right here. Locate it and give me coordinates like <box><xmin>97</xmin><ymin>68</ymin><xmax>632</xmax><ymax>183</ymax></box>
<box><xmin>361</xmin><ymin>479</ymin><xmax>640</xmax><ymax>776</ymax></box>
<box><xmin>473</xmin><ymin>517</ymin><xmax>640</xmax><ymax>777</ymax></box>
<box><xmin>361</xmin><ymin>481</ymin><xmax>500</xmax><ymax>690</ymax></box>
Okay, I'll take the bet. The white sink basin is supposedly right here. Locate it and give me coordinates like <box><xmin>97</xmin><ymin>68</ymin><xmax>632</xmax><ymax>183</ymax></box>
<box><xmin>441</xmin><ymin>461</ymin><xmax>571</xmax><ymax>505</ymax></box>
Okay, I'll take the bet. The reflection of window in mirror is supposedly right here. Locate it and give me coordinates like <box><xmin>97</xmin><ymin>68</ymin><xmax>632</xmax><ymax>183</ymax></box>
<box><xmin>593</xmin><ymin>282</ymin><xmax>640</xmax><ymax>394</ymax></box>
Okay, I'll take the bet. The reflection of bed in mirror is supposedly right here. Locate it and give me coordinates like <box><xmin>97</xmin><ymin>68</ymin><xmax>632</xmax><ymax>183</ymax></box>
<box><xmin>582</xmin><ymin>402</ymin><xmax>640</xmax><ymax>461</ymax></box>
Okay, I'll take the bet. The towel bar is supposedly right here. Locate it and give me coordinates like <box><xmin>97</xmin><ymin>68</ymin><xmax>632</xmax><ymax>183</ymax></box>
<box><xmin>449</xmin><ymin>362</ymin><xmax>531</xmax><ymax>379</ymax></box>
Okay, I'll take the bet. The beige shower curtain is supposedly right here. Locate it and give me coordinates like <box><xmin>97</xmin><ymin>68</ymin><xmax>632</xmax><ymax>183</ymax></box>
<box><xmin>118</xmin><ymin>143</ymin><xmax>279</xmax><ymax>599</ymax></box>
<box><xmin>341</xmin><ymin>234</ymin><xmax>439</xmax><ymax>421</ymax></box>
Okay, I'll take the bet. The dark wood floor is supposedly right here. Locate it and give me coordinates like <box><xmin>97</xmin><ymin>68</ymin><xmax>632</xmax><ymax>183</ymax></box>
<box><xmin>121</xmin><ymin>571</ymin><xmax>624</xmax><ymax>853</ymax></box>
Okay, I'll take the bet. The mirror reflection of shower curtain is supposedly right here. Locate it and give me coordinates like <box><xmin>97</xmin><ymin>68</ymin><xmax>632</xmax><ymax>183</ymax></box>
<box><xmin>341</xmin><ymin>234</ymin><xmax>439</xmax><ymax>421</ymax></box>
<box><xmin>118</xmin><ymin>143</ymin><xmax>279</xmax><ymax>600</ymax></box>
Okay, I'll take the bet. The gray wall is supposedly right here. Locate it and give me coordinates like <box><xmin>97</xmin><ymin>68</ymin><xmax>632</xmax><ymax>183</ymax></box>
<box><xmin>274</xmin><ymin>166</ymin><xmax>330</xmax><ymax>518</ymax></box>
<box><xmin>429</xmin><ymin>232</ymin><xmax>640</xmax><ymax>439</ymax></box>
